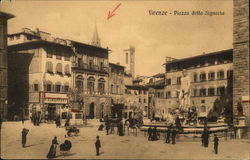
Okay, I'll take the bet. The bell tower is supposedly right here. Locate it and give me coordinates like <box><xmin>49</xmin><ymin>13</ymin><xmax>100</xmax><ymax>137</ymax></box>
<box><xmin>124</xmin><ymin>46</ymin><xmax>135</xmax><ymax>78</ymax></box>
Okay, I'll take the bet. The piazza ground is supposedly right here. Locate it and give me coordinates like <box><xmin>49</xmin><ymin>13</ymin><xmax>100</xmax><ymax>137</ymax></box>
<box><xmin>1</xmin><ymin>120</ymin><xmax>249</xmax><ymax>159</ymax></box>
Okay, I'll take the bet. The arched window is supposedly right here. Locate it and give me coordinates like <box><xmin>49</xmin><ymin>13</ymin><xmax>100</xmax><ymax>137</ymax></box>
<box><xmin>55</xmin><ymin>82</ymin><xmax>62</xmax><ymax>92</ymax></box>
<box><xmin>111</xmin><ymin>84</ymin><xmax>114</xmax><ymax>94</ymax></box>
<box><xmin>200</xmin><ymin>72</ymin><xmax>206</xmax><ymax>82</ymax></box>
<box><xmin>87</xmin><ymin>76</ymin><xmax>95</xmax><ymax>94</ymax></box>
<box><xmin>76</xmin><ymin>75</ymin><xmax>84</xmax><ymax>90</ymax></box>
<box><xmin>217</xmin><ymin>70</ymin><xmax>225</xmax><ymax>80</ymax></box>
<box><xmin>200</xmin><ymin>88</ymin><xmax>206</xmax><ymax>96</ymax></box>
<box><xmin>64</xmin><ymin>64</ymin><xmax>70</xmax><ymax>75</ymax></box>
<box><xmin>45</xmin><ymin>81</ymin><xmax>53</xmax><ymax>92</ymax></box>
<box><xmin>46</xmin><ymin>61</ymin><xmax>53</xmax><ymax>73</ymax></box>
<box><xmin>193</xmin><ymin>73</ymin><xmax>198</xmax><ymax>82</ymax></box>
<box><xmin>98</xmin><ymin>78</ymin><xmax>105</xmax><ymax>94</ymax></box>
<box><xmin>64</xmin><ymin>82</ymin><xmax>70</xmax><ymax>92</ymax></box>
<box><xmin>208</xmin><ymin>71</ymin><xmax>215</xmax><ymax>80</ymax></box>
<box><xmin>56</xmin><ymin>63</ymin><xmax>63</xmax><ymax>74</ymax></box>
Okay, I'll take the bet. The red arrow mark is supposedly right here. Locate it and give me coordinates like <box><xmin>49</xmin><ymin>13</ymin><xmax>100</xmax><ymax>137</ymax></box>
<box><xmin>107</xmin><ymin>3</ymin><xmax>122</xmax><ymax>20</ymax></box>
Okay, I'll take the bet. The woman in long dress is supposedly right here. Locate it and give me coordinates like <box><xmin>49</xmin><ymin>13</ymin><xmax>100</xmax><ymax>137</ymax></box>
<box><xmin>47</xmin><ymin>136</ymin><xmax>59</xmax><ymax>158</ymax></box>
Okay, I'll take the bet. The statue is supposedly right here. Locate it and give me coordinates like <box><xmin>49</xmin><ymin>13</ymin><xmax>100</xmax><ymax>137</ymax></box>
<box><xmin>179</xmin><ymin>70</ymin><xmax>191</xmax><ymax>110</ymax></box>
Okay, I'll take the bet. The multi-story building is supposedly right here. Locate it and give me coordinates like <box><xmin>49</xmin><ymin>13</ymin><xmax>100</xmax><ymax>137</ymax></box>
<box><xmin>163</xmin><ymin>49</ymin><xmax>233</xmax><ymax>118</ymax></box>
<box><xmin>147</xmin><ymin>73</ymin><xmax>166</xmax><ymax>119</ymax></box>
<box><xmin>109</xmin><ymin>62</ymin><xmax>125</xmax><ymax>118</ymax></box>
<box><xmin>0</xmin><ymin>11</ymin><xmax>15</xmax><ymax>121</ymax></box>
<box><xmin>8</xmin><ymin>28</ymin><xmax>73</xmax><ymax>120</ymax></box>
<box><xmin>70</xmin><ymin>39</ymin><xmax>111</xmax><ymax>119</ymax></box>
<box><xmin>124</xmin><ymin>81</ymin><xmax>149</xmax><ymax>119</ymax></box>
<box><xmin>7</xmin><ymin>27</ymin><xmax>115</xmax><ymax>120</ymax></box>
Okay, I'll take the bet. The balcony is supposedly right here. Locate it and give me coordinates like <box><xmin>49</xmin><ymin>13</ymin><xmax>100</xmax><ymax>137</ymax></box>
<box><xmin>72</xmin><ymin>62</ymin><xmax>109</xmax><ymax>74</ymax></box>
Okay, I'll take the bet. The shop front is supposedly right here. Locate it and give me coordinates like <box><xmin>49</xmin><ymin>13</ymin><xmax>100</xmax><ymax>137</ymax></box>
<box><xmin>43</xmin><ymin>92</ymin><xmax>69</xmax><ymax>121</ymax></box>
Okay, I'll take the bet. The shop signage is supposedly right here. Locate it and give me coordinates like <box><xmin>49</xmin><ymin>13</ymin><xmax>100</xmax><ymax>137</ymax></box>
<box><xmin>43</xmin><ymin>93</ymin><xmax>68</xmax><ymax>104</ymax></box>
<box><xmin>242</xmin><ymin>96</ymin><xmax>250</xmax><ymax>103</ymax></box>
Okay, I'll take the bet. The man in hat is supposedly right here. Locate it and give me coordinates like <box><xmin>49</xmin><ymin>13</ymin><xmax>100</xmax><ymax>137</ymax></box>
<box><xmin>214</xmin><ymin>134</ymin><xmax>219</xmax><ymax>154</ymax></box>
<box><xmin>22</xmin><ymin>128</ymin><xmax>29</xmax><ymax>147</ymax></box>
<box><xmin>95</xmin><ymin>136</ymin><xmax>101</xmax><ymax>156</ymax></box>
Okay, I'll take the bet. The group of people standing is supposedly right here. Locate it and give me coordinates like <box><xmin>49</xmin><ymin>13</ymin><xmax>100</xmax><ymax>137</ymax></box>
<box><xmin>104</xmin><ymin>117</ymin><xmax>124</xmax><ymax>136</ymax></box>
<box><xmin>147</xmin><ymin>126</ymin><xmax>177</xmax><ymax>144</ymax></box>
<box><xmin>31</xmin><ymin>114</ymin><xmax>41</xmax><ymax>126</ymax></box>
<box><xmin>165</xmin><ymin>126</ymin><xmax>177</xmax><ymax>144</ymax></box>
<box><xmin>147</xmin><ymin>125</ymin><xmax>219</xmax><ymax>154</ymax></box>
<box><xmin>147</xmin><ymin>126</ymin><xmax>159</xmax><ymax>141</ymax></box>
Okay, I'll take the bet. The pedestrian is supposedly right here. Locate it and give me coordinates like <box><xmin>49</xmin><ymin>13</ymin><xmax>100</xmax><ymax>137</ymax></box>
<box><xmin>56</xmin><ymin>116</ymin><xmax>61</xmax><ymax>128</ymax></box>
<box><xmin>95</xmin><ymin>136</ymin><xmax>101</xmax><ymax>156</ymax></box>
<box><xmin>118</xmin><ymin>121</ymin><xmax>124</xmax><ymax>136</ymax></box>
<box><xmin>47</xmin><ymin>136</ymin><xmax>59</xmax><ymax>158</ymax></box>
<box><xmin>148</xmin><ymin>127</ymin><xmax>153</xmax><ymax>141</ymax></box>
<box><xmin>171</xmin><ymin>127</ymin><xmax>177</xmax><ymax>144</ymax></box>
<box><xmin>165</xmin><ymin>126</ymin><xmax>171</xmax><ymax>143</ymax></box>
<box><xmin>22</xmin><ymin>128</ymin><xmax>29</xmax><ymax>148</ymax></box>
<box><xmin>152</xmin><ymin>127</ymin><xmax>158</xmax><ymax>141</ymax></box>
<box><xmin>106</xmin><ymin>121</ymin><xmax>110</xmax><ymax>135</ymax></box>
<box><xmin>201</xmin><ymin>131</ymin><xmax>204</xmax><ymax>146</ymax></box>
<box><xmin>65</xmin><ymin>118</ymin><xmax>70</xmax><ymax>128</ymax></box>
<box><xmin>33</xmin><ymin>115</ymin><xmax>36</xmax><ymax>126</ymax></box>
<box><xmin>110</xmin><ymin>122</ymin><xmax>114</xmax><ymax>134</ymax></box>
<box><xmin>55</xmin><ymin>117</ymin><xmax>58</xmax><ymax>127</ymax></box>
<box><xmin>213</xmin><ymin>134</ymin><xmax>219</xmax><ymax>154</ymax></box>
<box><xmin>37</xmin><ymin>114</ymin><xmax>41</xmax><ymax>126</ymax></box>
<box><xmin>203</xmin><ymin>127</ymin><xmax>210</xmax><ymax>147</ymax></box>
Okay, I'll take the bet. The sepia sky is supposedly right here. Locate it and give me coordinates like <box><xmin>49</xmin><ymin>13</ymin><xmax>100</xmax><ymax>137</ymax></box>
<box><xmin>0</xmin><ymin>0</ymin><xmax>233</xmax><ymax>76</ymax></box>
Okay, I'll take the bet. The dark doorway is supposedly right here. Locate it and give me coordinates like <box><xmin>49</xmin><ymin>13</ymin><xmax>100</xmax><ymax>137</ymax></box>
<box><xmin>89</xmin><ymin>103</ymin><xmax>95</xmax><ymax>119</ymax></box>
<box><xmin>48</xmin><ymin>105</ymin><xmax>56</xmax><ymax>121</ymax></box>
<box><xmin>100</xmin><ymin>104</ymin><xmax>104</xmax><ymax>118</ymax></box>
<box><xmin>111</xmin><ymin>104</ymin><xmax>124</xmax><ymax>119</ymax></box>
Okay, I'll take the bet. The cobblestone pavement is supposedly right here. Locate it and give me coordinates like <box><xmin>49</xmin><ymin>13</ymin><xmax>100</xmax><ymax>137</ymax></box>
<box><xmin>1</xmin><ymin>120</ymin><xmax>249</xmax><ymax>159</ymax></box>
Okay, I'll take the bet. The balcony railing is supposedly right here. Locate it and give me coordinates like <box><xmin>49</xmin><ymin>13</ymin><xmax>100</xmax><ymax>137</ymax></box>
<box><xmin>72</xmin><ymin>62</ymin><xmax>109</xmax><ymax>73</ymax></box>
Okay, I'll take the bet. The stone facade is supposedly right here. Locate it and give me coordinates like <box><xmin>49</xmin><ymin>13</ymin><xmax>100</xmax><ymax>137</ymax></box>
<box><xmin>124</xmin><ymin>85</ymin><xmax>149</xmax><ymax>118</ymax></box>
<box><xmin>7</xmin><ymin>28</ymin><xmax>112</xmax><ymax>120</ymax></box>
<box><xmin>0</xmin><ymin>12</ymin><xmax>14</xmax><ymax>120</ymax></box>
<box><xmin>8</xmin><ymin>29</ymin><xmax>73</xmax><ymax>120</ymax></box>
<box><xmin>233</xmin><ymin>0</ymin><xmax>249</xmax><ymax>127</ymax></box>
<box><xmin>161</xmin><ymin>49</ymin><xmax>233</xmax><ymax>118</ymax></box>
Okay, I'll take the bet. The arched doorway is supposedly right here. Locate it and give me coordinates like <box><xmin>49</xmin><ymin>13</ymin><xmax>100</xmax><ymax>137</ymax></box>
<box><xmin>89</xmin><ymin>103</ymin><xmax>95</xmax><ymax>119</ymax></box>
